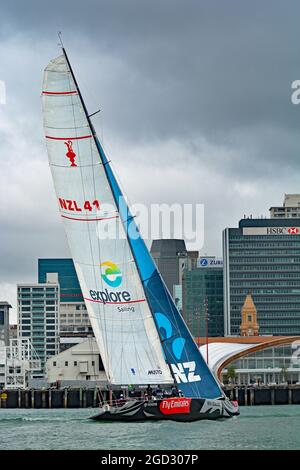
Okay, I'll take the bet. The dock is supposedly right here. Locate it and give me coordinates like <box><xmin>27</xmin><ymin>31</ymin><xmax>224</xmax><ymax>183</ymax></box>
<box><xmin>0</xmin><ymin>386</ymin><xmax>300</xmax><ymax>408</ymax></box>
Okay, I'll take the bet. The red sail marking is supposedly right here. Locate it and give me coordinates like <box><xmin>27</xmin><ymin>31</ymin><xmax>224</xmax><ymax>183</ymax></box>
<box><xmin>61</xmin><ymin>215</ymin><xmax>119</xmax><ymax>222</ymax></box>
<box><xmin>60</xmin><ymin>293</ymin><xmax>82</xmax><ymax>298</ymax></box>
<box><xmin>159</xmin><ymin>398</ymin><xmax>192</xmax><ymax>415</ymax></box>
<box><xmin>45</xmin><ymin>135</ymin><xmax>92</xmax><ymax>140</ymax></box>
<box><xmin>42</xmin><ymin>90</ymin><xmax>78</xmax><ymax>95</ymax></box>
<box><xmin>84</xmin><ymin>297</ymin><xmax>146</xmax><ymax>305</ymax></box>
<box><xmin>65</xmin><ymin>140</ymin><xmax>77</xmax><ymax>167</ymax></box>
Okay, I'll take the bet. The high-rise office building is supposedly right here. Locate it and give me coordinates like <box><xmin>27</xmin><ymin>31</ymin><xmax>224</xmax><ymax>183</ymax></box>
<box><xmin>223</xmin><ymin>218</ymin><xmax>300</xmax><ymax>336</ymax></box>
<box><xmin>150</xmin><ymin>240</ymin><xmax>198</xmax><ymax>297</ymax></box>
<box><xmin>270</xmin><ymin>194</ymin><xmax>300</xmax><ymax>219</ymax></box>
<box><xmin>38</xmin><ymin>258</ymin><xmax>83</xmax><ymax>302</ymax></box>
<box><xmin>59</xmin><ymin>302</ymin><xmax>93</xmax><ymax>352</ymax></box>
<box><xmin>151</xmin><ymin>239</ymin><xmax>187</xmax><ymax>295</ymax></box>
<box><xmin>0</xmin><ymin>302</ymin><xmax>12</xmax><ymax>346</ymax></box>
<box><xmin>17</xmin><ymin>279</ymin><xmax>60</xmax><ymax>377</ymax></box>
<box><xmin>38</xmin><ymin>259</ymin><xmax>93</xmax><ymax>351</ymax></box>
<box><xmin>182</xmin><ymin>257</ymin><xmax>224</xmax><ymax>337</ymax></box>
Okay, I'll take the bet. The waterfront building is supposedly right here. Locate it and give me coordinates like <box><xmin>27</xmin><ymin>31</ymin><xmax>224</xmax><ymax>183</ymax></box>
<box><xmin>45</xmin><ymin>337</ymin><xmax>107</xmax><ymax>386</ymax></box>
<box><xmin>223</xmin><ymin>343</ymin><xmax>300</xmax><ymax>386</ymax></box>
<box><xmin>182</xmin><ymin>257</ymin><xmax>224</xmax><ymax>337</ymax></box>
<box><xmin>17</xmin><ymin>278</ymin><xmax>60</xmax><ymax>377</ymax></box>
<box><xmin>0</xmin><ymin>301</ymin><xmax>11</xmax><ymax>346</ymax></box>
<box><xmin>9</xmin><ymin>324</ymin><xmax>18</xmax><ymax>340</ymax></box>
<box><xmin>59</xmin><ymin>303</ymin><xmax>93</xmax><ymax>352</ymax></box>
<box><xmin>0</xmin><ymin>339</ymin><xmax>41</xmax><ymax>389</ymax></box>
<box><xmin>198</xmin><ymin>336</ymin><xmax>300</xmax><ymax>386</ymax></box>
<box><xmin>270</xmin><ymin>194</ymin><xmax>300</xmax><ymax>219</ymax></box>
<box><xmin>240</xmin><ymin>294</ymin><xmax>259</xmax><ymax>337</ymax></box>
<box><xmin>38</xmin><ymin>259</ymin><xmax>93</xmax><ymax>351</ymax></box>
<box><xmin>223</xmin><ymin>218</ymin><xmax>300</xmax><ymax>336</ymax></box>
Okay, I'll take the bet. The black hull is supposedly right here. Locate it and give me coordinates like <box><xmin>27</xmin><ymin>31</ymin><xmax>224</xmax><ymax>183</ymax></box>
<box><xmin>90</xmin><ymin>397</ymin><xmax>239</xmax><ymax>423</ymax></box>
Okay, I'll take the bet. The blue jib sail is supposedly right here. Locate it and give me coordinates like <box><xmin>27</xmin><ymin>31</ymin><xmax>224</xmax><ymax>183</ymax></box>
<box><xmin>95</xmin><ymin>137</ymin><xmax>223</xmax><ymax>399</ymax></box>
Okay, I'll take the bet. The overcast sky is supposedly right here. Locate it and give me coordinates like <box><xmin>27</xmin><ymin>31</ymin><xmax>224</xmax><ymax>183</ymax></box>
<box><xmin>1</xmin><ymin>0</ymin><xmax>300</xmax><ymax>322</ymax></box>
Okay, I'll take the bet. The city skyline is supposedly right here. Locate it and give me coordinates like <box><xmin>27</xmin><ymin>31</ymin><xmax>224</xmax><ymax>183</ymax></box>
<box><xmin>2</xmin><ymin>1</ymin><xmax>300</xmax><ymax>320</ymax></box>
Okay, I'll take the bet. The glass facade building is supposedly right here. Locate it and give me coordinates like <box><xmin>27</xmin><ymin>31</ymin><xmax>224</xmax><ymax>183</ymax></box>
<box><xmin>38</xmin><ymin>259</ymin><xmax>93</xmax><ymax>352</ymax></box>
<box><xmin>182</xmin><ymin>265</ymin><xmax>224</xmax><ymax>337</ymax></box>
<box><xmin>38</xmin><ymin>258</ymin><xmax>83</xmax><ymax>303</ymax></box>
<box><xmin>17</xmin><ymin>283</ymin><xmax>60</xmax><ymax>377</ymax></box>
<box><xmin>223</xmin><ymin>218</ymin><xmax>300</xmax><ymax>336</ymax></box>
<box><xmin>222</xmin><ymin>343</ymin><xmax>300</xmax><ymax>385</ymax></box>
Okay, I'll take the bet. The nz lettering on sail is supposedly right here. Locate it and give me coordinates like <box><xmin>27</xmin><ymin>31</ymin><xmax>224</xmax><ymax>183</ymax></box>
<box><xmin>170</xmin><ymin>361</ymin><xmax>201</xmax><ymax>383</ymax></box>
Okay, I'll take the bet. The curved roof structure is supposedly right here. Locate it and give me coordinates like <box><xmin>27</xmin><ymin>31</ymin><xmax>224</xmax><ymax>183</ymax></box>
<box><xmin>198</xmin><ymin>336</ymin><xmax>300</xmax><ymax>380</ymax></box>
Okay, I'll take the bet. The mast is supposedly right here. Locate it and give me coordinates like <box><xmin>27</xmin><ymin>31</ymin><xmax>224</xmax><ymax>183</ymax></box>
<box><xmin>62</xmin><ymin>48</ymin><xmax>97</xmax><ymax>137</ymax></box>
<box><xmin>61</xmin><ymin>47</ymin><xmax>177</xmax><ymax>386</ymax></box>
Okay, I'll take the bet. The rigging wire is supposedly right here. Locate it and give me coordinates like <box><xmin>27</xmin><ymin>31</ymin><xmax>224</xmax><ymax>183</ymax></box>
<box><xmin>60</xmin><ymin>50</ymin><xmax>167</xmax><ymax>390</ymax></box>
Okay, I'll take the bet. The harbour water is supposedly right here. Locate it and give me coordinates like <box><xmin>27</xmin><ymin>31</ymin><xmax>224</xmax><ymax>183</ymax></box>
<box><xmin>0</xmin><ymin>405</ymin><xmax>299</xmax><ymax>450</ymax></box>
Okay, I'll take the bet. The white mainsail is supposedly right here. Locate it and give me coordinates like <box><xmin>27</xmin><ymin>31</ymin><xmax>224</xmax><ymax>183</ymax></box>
<box><xmin>42</xmin><ymin>55</ymin><xmax>173</xmax><ymax>385</ymax></box>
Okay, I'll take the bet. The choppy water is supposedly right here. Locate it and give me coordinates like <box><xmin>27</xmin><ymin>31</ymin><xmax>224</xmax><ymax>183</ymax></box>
<box><xmin>0</xmin><ymin>406</ymin><xmax>299</xmax><ymax>450</ymax></box>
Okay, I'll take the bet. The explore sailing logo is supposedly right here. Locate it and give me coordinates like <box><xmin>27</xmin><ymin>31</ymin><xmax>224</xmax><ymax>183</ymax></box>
<box><xmin>101</xmin><ymin>261</ymin><xmax>122</xmax><ymax>287</ymax></box>
<box><xmin>88</xmin><ymin>261</ymin><xmax>135</xmax><ymax>304</ymax></box>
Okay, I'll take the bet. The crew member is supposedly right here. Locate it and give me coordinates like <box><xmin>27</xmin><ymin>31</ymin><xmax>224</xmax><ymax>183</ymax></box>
<box><xmin>146</xmin><ymin>384</ymin><xmax>153</xmax><ymax>400</ymax></box>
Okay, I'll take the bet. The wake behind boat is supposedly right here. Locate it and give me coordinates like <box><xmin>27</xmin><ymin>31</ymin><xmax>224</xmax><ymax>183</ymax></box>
<box><xmin>41</xmin><ymin>46</ymin><xmax>239</xmax><ymax>423</ymax></box>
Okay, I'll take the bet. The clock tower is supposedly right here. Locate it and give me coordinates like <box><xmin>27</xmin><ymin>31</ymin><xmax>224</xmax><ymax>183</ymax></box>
<box><xmin>240</xmin><ymin>294</ymin><xmax>259</xmax><ymax>336</ymax></box>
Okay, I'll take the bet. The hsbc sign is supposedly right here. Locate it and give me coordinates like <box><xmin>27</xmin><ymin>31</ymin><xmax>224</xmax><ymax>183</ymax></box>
<box><xmin>266</xmin><ymin>227</ymin><xmax>299</xmax><ymax>235</ymax></box>
<box><xmin>243</xmin><ymin>227</ymin><xmax>300</xmax><ymax>236</ymax></box>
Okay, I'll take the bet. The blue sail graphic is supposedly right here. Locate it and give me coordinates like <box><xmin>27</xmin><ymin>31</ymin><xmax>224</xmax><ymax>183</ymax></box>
<box><xmin>95</xmin><ymin>137</ymin><xmax>223</xmax><ymax>399</ymax></box>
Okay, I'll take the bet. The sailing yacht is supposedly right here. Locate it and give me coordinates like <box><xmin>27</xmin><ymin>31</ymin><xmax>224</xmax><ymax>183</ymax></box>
<box><xmin>42</xmin><ymin>48</ymin><xmax>239</xmax><ymax>422</ymax></box>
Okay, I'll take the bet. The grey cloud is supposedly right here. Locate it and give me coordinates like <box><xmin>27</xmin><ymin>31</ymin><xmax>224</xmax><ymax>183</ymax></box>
<box><xmin>1</xmin><ymin>0</ymin><xmax>300</xmax><ymax>318</ymax></box>
<box><xmin>3</xmin><ymin>0</ymin><xmax>300</xmax><ymax>143</ymax></box>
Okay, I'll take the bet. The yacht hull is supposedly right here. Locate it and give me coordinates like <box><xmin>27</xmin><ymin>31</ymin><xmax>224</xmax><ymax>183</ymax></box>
<box><xmin>90</xmin><ymin>397</ymin><xmax>239</xmax><ymax>422</ymax></box>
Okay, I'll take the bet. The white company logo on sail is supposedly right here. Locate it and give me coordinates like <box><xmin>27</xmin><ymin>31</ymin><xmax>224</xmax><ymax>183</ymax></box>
<box><xmin>171</xmin><ymin>361</ymin><xmax>201</xmax><ymax>384</ymax></box>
